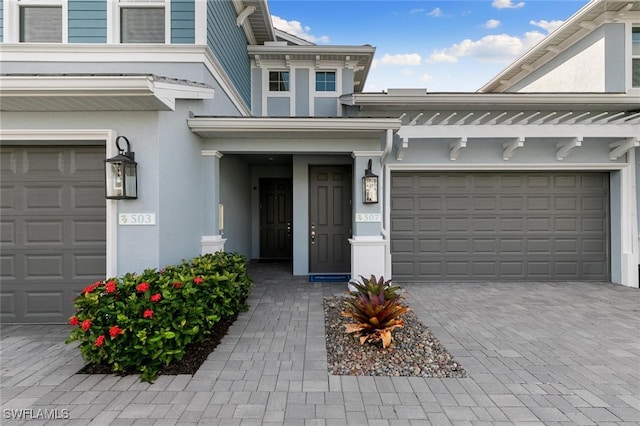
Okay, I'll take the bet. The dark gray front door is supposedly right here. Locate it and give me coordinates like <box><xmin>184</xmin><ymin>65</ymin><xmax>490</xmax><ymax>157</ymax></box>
<box><xmin>391</xmin><ymin>172</ymin><xmax>609</xmax><ymax>281</ymax></box>
<box><xmin>309</xmin><ymin>165</ymin><xmax>352</xmax><ymax>273</ymax></box>
<box><xmin>259</xmin><ymin>178</ymin><xmax>292</xmax><ymax>259</ymax></box>
<box><xmin>1</xmin><ymin>145</ymin><xmax>106</xmax><ymax>323</ymax></box>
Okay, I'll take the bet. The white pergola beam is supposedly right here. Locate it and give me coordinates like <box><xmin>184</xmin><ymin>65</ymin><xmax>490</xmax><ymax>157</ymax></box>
<box><xmin>409</xmin><ymin>113</ymin><xmax>423</xmax><ymax>126</ymax></box>
<box><xmin>453</xmin><ymin>113</ymin><xmax>474</xmax><ymax>125</ymax></box>
<box><xmin>610</xmin><ymin>137</ymin><xmax>640</xmax><ymax>160</ymax></box>
<box><xmin>556</xmin><ymin>136</ymin><xmax>582</xmax><ymax>160</ymax></box>
<box><xmin>424</xmin><ymin>112</ymin><xmax>440</xmax><ymax>125</ymax></box>
<box><xmin>503</xmin><ymin>137</ymin><xmax>525</xmax><ymax>160</ymax></box>
<box><xmin>450</xmin><ymin>137</ymin><xmax>467</xmax><ymax>161</ymax></box>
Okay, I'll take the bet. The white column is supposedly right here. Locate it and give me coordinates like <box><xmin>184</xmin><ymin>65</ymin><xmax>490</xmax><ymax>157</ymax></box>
<box><xmin>201</xmin><ymin>150</ymin><xmax>226</xmax><ymax>254</ymax></box>
<box><xmin>620</xmin><ymin>149</ymin><xmax>639</xmax><ymax>287</ymax></box>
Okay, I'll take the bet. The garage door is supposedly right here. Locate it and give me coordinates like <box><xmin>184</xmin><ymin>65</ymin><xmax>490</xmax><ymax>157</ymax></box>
<box><xmin>391</xmin><ymin>172</ymin><xmax>609</xmax><ymax>281</ymax></box>
<box><xmin>1</xmin><ymin>145</ymin><xmax>106</xmax><ymax>323</ymax></box>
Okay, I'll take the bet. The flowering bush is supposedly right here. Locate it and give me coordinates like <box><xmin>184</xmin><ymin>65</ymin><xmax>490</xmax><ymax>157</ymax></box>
<box><xmin>66</xmin><ymin>252</ymin><xmax>252</xmax><ymax>382</ymax></box>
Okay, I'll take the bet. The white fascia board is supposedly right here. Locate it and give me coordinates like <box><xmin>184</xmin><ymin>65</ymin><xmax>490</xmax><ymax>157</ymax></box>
<box><xmin>247</xmin><ymin>44</ymin><xmax>375</xmax><ymax>55</ymax></box>
<box><xmin>188</xmin><ymin>117</ymin><xmax>401</xmax><ymax>133</ymax></box>
<box><xmin>0</xmin><ymin>44</ymin><xmax>249</xmax><ymax>115</ymax></box>
<box><xmin>343</xmin><ymin>92</ymin><xmax>639</xmax><ymax>107</ymax></box>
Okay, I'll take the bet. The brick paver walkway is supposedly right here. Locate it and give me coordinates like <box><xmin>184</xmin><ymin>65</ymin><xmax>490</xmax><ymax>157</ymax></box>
<box><xmin>1</xmin><ymin>262</ymin><xmax>639</xmax><ymax>425</ymax></box>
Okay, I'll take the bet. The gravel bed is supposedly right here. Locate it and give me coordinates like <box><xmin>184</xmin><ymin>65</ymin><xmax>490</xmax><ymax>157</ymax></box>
<box><xmin>324</xmin><ymin>296</ymin><xmax>466</xmax><ymax>378</ymax></box>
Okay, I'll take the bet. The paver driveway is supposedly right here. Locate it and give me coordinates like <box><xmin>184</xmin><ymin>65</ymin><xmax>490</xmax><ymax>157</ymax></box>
<box><xmin>1</xmin><ymin>262</ymin><xmax>639</xmax><ymax>425</ymax></box>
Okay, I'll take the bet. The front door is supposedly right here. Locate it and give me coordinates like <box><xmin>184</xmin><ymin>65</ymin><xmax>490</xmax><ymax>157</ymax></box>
<box><xmin>309</xmin><ymin>165</ymin><xmax>352</xmax><ymax>273</ymax></box>
<box><xmin>259</xmin><ymin>178</ymin><xmax>292</xmax><ymax>259</ymax></box>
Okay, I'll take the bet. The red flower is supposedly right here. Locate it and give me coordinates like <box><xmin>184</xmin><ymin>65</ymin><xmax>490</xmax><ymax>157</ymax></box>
<box><xmin>68</xmin><ymin>316</ymin><xmax>79</xmax><ymax>326</ymax></box>
<box><xmin>143</xmin><ymin>309</ymin><xmax>154</xmax><ymax>319</ymax></box>
<box><xmin>83</xmin><ymin>282</ymin><xmax>100</xmax><ymax>294</ymax></box>
<box><xmin>109</xmin><ymin>325</ymin><xmax>124</xmax><ymax>338</ymax></box>
<box><xmin>105</xmin><ymin>280</ymin><xmax>117</xmax><ymax>293</ymax></box>
<box><xmin>136</xmin><ymin>282</ymin><xmax>150</xmax><ymax>292</ymax></box>
<box><xmin>193</xmin><ymin>277</ymin><xmax>204</xmax><ymax>285</ymax></box>
<box><xmin>81</xmin><ymin>319</ymin><xmax>91</xmax><ymax>331</ymax></box>
<box><xmin>173</xmin><ymin>282</ymin><xmax>182</xmax><ymax>289</ymax></box>
<box><xmin>150</xmin><ymin>293</ymin><xmax>162</xmax><ymax>303</ymax></box>
<box><xmin>95</xmin><ymin>335</ymin><xmax>105</xmax><ymax>347</ymax></box>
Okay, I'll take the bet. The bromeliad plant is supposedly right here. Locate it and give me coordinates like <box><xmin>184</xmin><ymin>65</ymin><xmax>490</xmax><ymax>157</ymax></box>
<box><xmin>66</xmin><ymin>252</ymin><xmax>252</xmax><ymax>382</ymax></box>
<box><xmin>342</xmin><ymin>275</ymin><xmax>409</xmax><ymax>348</ymax></box>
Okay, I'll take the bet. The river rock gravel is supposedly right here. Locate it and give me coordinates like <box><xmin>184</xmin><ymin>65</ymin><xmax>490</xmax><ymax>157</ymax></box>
<box><xmin>324</xmin><ymin>296</ymin><xmax>466</xmax><ymax>378</ymax></box>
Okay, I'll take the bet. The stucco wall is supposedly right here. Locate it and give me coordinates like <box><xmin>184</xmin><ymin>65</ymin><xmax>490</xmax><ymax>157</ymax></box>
<box><xmin>219</xmin><ymin>155</ymin><xmax>252</xmax><ymax>256</ymax></box>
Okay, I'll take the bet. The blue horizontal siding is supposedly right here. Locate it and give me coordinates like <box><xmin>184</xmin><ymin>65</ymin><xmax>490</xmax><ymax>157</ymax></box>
<box><xmin>207</xmin><ymin>0</ymin><xmax>251</xmax><ymax>107</ymax></box>
<box><xmin>0</xmin><ymin>1</ymin><xmax>3</xmax><ymax>42</ymax></box>
<box><xmin>68</xmin><ymin>0</ymin><xmax>106</xmax><ymax>43</ymax></box>
<box><xmin>171</xmin><ymin>0</ymin><xmax>194</xmax><ymax>44</ymax></box>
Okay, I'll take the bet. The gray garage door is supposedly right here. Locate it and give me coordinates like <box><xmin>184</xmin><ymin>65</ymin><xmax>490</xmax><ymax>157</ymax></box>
<box><xmin>1</xmin><ymin>145</ymin><xmax>106</xmax><ymax>323</ymax></box>
<box><xmin>391</xmin><ymin>172</ymin><xmax>609</xmax><ymax>281</ymax></box>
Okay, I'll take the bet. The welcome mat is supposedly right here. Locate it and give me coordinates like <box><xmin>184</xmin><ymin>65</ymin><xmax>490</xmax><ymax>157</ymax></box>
<box><xmin>308</xmin><ymin>274</ymin><xmax>350</xmax><ymax>283</ymax></box>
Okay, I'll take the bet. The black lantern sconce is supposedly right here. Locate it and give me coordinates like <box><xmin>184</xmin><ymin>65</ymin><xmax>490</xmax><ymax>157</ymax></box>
<box><xmin>104</xmin><ymin>136</ymin><xmax>138</xmax><ymax>200</ymax></box>
<box><xmin>362</xmin><ymin>159</ymin><xmax>378</xmax><ymax>204</ymax></box>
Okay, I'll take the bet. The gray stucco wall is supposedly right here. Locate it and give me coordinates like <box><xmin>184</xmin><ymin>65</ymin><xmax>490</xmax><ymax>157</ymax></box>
<box><xmin>251</xmin><ymin>68</ymin><xmax>262</xmax><ymax>116</ymax></box>
<box><xmin>342</xmin><ymin>69</ymin><xmax>354</xmax><ymax>95</ymax></box>
<box><xmin>314</xmin><ymin>97</ymin><xmax>338</xmax><ymax>117</ymax></box>
<box><xmin>509</xmin><ymin>24</ymin><xmax>626</xmax><ymax>93</ymax></box>
<box><xmin>220</xmin><ymin>155</ymin><xmax>252</xmax><ymax>256</ymax></box>
<box><xmin>295</xmin><ymin>69</ymin><xmax>310</xmax><ymax>117</ymax></box>
<box><xmin>266</xmin><ymin>97</ymin><xmax>290</xmax><ymax>117</ymax></box>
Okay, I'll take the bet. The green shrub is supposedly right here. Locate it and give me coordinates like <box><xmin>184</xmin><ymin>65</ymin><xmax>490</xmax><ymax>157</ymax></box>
<box><xmin>66</xmin><ymin>252</ymin><xmax>252</xmax><ymax>382</ymax></box>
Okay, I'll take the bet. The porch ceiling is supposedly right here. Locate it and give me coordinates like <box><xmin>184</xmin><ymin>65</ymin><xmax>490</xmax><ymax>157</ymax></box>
<box><xmin>0</xmin><ymin>74</ymin><xmax>214</xmax><ymax>112</ymax></box>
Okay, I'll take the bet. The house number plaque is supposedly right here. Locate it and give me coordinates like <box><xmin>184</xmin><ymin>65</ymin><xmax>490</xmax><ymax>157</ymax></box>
<box><xmin>355</xmin><ymin>213</ymin><xmax>381</xmax><ymax>222</ymax></box>
<box><xmin>118</xmin><ymin>213</ymin><xmax>156</xmax><ymax>226</ymax></box>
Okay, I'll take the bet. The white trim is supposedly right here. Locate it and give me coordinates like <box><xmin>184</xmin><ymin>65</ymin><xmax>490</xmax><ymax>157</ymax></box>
<box><xmin>194</xmin><ymin>0</ymin><xmax>207</xmax><ymax>44</ymax></box>
<box><xmin>4</xmin><ymin>0</ymin><xmax>67</xmax><ymax>43</ymax></box>
<box><xmin>201</xmin><ymin>150</ymin><xmax>224</xmax><ymax>158</ymax></box>
<box><xmin>111</xmin><ymin>0</ymin><xmax>171</xmax><ymax>44</ymax></box>
<box><xmin>0</xmin><ymin>128</ymin><xmax>118</xmax><ymax>278</ymax></box>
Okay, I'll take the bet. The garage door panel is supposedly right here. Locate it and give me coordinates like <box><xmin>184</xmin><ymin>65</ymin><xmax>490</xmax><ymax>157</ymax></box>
<box><xmin>391</xmin><ymin>172</ymin><xmax>609</xmax><ymax>281</ymax></box>
<box><xmin>1</xmin><ymin>145</ymin><xmax>105</xmax><ymax>323</ymax></box>
<box><xmin>391</xmin><ymin>196</ymin><xmax>414</xmax><ymax>210</ymax></box>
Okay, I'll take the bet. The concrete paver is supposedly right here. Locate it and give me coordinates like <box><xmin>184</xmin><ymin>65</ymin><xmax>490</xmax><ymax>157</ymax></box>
<box><xmin>1</xmin><ymin>262</ymin><xmax>639</xmax><ymax>425</ymax></box>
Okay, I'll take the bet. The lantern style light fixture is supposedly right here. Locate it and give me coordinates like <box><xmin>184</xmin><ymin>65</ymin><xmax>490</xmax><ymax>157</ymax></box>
<box><xmin>104</xmin><ymin>136</ymin><xmax>138</xmax><ymax>200</ymax></box>
<box><xmin>362</xmin><ymin>158</ymin><xmax>378</xmax><ymax>204</ymax></box>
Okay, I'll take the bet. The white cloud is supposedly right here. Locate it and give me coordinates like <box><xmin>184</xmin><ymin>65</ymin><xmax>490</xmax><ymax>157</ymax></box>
<box><xmin>530</xmin><ymin>19</ymin><xmax>564</xmax><ymax>33</ymax></box>
<box><xmin>427</xmin><ymin>31</ymin><xmax>546</xmax><ymax>63</ymax></box>
<box><xmin>409</xmin><ymin>8</ymin><xmax>425</xmax><ymax>14</ymax></box>
<box><xmin>373</xmin><ymin>53</ymin><xmax>422</xmax><ymax>68</ymax></box>
<box><xmin>483</xmin><ymin>19</ymin><xmax>501</xmax><ymax>29</ymax></box>
<box><xmin>420</xmin><ymin>74</ymin><xmax>434</xmax><ymax>82</ymax></box>
<box><xmin>427</xmin><ymin>8</ymin><xmax>444</xmax><ymax>17</ymax></box>
<box><xmin>271</xmin><ymin>15</ymin><xmax>329</xmax><ymax>44</ymax></box>
<box><xmin>492</xmin><ymin>0</ymin><xmax>525</xmax><ymax>9</ymax></box>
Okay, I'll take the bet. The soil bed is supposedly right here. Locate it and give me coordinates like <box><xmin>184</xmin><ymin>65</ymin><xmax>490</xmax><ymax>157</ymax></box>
<box><xmin>324</xmin><ymin>296</ymin><xmax>466</xmax><ymax>378</ymax></box>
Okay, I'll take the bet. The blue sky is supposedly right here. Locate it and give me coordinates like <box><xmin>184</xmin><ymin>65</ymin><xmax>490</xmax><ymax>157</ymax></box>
<box><xmin>268</xmin><ymin>0</ymin><xmax>591</xmax><ymax>92</ymax></box>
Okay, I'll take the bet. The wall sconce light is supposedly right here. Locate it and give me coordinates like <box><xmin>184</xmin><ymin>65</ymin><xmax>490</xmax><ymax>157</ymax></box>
<box><xmin>104</xmin><ymin>136</ymin><xmax>138</xmax><ymax>200</ymax></box>
<box><xmin>362</xmin><ymin>158</ymin><xmax>378</xmax><ymax>204</ymax></box>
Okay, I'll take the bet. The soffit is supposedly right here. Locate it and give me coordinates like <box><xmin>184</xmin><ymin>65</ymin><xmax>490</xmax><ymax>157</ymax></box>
<box><xmin>480</xmin><ymin>0</ymin><xmax>640</xmax><ymax>92</ymax></box>
<box><xmin>0</xmin><ymin>74</ymin><xmax>214</xmax><ymax>112</ymax></box>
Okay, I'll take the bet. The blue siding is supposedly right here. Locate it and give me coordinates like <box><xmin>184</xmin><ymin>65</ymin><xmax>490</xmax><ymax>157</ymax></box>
<box><xmin>206</xmin><ymin>0</ymin><xmax>251</xmax><ymax>108</ymax></box>
<box><xmin>0</xmin><ymin>1</ymin><xmax>4</xmax><ymax>42</ymax></box>
<box><xmin>171</xmin><ymin>0</ymin><xmax>195</xmax><ymax>44</ymax></box>
<box><xmin>68</xmin><ymin>0</ymin><xmax>107</xmax><ymax>43</ymax></box>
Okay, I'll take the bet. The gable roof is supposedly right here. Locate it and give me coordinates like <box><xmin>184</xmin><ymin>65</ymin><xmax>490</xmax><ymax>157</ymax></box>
<box><xmin>479</xmin><ymin>0</ymin><xmax>640</xmax><ymax>93</ymax></box>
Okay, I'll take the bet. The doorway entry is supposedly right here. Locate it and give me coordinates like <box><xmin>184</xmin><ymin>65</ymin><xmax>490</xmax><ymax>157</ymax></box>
<box><xmin>259</xmin><ymin>178</ymin><xmax>292</xmax><ymax>259</ymax></box>
<box><xmin>309</xmin><ymin>165</ymin><xmax>352</xmax><ymax>273</ymax></box>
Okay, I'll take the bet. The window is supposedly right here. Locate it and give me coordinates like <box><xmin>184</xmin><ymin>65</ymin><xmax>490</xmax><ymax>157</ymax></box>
<box><xmin>20</xmin><ymin>6</ymin><xmax>62</xmax><ymax>42</ymax></box>
<box><xmin>269</xmin><ymin>71</ymin><xmax>290</xmax><ymax>91</ymax></box>
<box><xmin>315</xmin><ymin>71</ymin><xmax>336</xmax><ymax>92</ymax></box>
<box><xmin>121</xmin><ymin>7</ymin><xmax>165</xmax><ymax>43</ymax></box>
<box><xmin>633</xmin><ymin>27</ymin><xmax>640</xmax><ymax>88</ymax></box>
